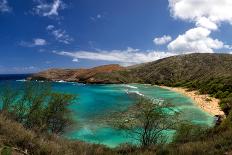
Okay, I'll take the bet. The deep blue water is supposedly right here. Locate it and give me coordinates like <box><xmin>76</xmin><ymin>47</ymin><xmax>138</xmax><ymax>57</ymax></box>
<box><xmin>0</xmin><ymin>74</ymin><xmax>30</xmax><ymax>81</ymax></box>
<box><xmin>0</xmin><ymin>74</ymin><xmax>214</xmax><ymax>147</ymax></box>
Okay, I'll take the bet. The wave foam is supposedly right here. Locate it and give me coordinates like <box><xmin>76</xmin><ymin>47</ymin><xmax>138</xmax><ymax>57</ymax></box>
<box><xmin>124</xmin><ymin>85</ymin><xmax>138</xmax><ymax>89</ymax></box>
<box><xmin>125</xmin><ymin>90</ymin><xmax>144</xmax><ymax>97</ymax></box>
<box><xmin>56</xmin><ymin>80</ymin><xmax>66</xmax><ymax>83</ymax></box>
<box><xmin>16</xmin><ymin>79</ymin><xmax>26</xmax><ymax>82</ymax></box>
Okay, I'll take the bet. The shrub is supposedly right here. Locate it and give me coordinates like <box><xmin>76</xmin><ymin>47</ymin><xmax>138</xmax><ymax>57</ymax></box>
<box><xmin>0</xmin><ymin>82</ymin><xmax>76</xmax><ymax>135</ymax></box>
<box><xmin>173</xmin><ymin>123</ymin><xmax>208</xmax><ymax>143</ymax></box>
<box><xmin>113</xmin><ymin>98</ymin><xmax>179</xmax><ymax>148</ymax></box>
<box><xmin>220</xmin><ymin>97</ymin><xmax>232</xmax><ymax>115</ymax></box>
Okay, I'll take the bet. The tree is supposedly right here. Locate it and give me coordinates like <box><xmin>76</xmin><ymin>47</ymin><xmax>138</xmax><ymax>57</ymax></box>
<box><xmin>113</xmin><ymin>98</ymin><xmax>179</xmax><ymax>148</ymax></box>
<box><xmin>44</xmin><ymin>93</ymin><xmax>75</xmax><ymax>134</ymax></box>
<box><xmin>23</xmin><ymin>82</ymin><xmax>51</xmax><ymax>130</ymax></box>
<box><xmin>0</xmin><ymin>82</ymin><xmax>76</xmax><ymax>135</ymax></box>
<box><xmin>0</xmin><ymin>84</ymin><xmax>18</xmax><ymax>114</ymax></box>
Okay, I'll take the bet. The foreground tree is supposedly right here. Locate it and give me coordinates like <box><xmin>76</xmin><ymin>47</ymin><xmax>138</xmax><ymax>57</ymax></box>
<box><xmin>113</xmin><ymin>98</ymin><xmax>180</xmax><ymax>148</ymax></box>
<box><xmin>0</xmin><ymin>82</ymin><xmax>76</xmax><ymax>134</ymax></box>
<box><xmin>0</xmin><ymin>84</ymin><xmax>18</xmax><ymax>114</ymax></box>
<box><xmin>44</xmin><ymin>93</ymin><xmax>75</xmax><ymax>134</ymax></box>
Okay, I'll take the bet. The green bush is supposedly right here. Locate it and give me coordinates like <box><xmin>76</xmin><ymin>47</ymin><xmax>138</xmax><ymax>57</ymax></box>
<box><xmin>0</xmin><ymin>82</ymin><xmax>76</xmax><ymax>135</ymax></box>
<box><xmin>173</xmin><ymin>123</ymin><xmax>208</xmax><ymax>144</ymax></box>
<box><xmin>1</xmin><ymin>147</ymin><xmax>12</xmax><ymax>155</ymax></box>
<box><xmin>220</xmin><ymin>97</ymin><xmax>232</xmax><ymax>115</ymax></box>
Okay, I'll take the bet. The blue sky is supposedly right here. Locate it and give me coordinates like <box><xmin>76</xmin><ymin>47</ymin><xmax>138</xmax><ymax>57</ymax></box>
<box><xmin>0</xmin><ymin>0</ymin><xmax>232</xmax><ymax>74</ymax></box>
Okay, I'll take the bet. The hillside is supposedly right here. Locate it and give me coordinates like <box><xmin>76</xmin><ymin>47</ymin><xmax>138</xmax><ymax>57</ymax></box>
<box><xmin>31</xmin><ymin>53</ymin><xmax>232</xmax><ymax>84</ymax></box>
<box><xmin>28</xmin><ymin>64</ymin><xmax>125</xmax><ymax>84</ymax></box>
<box><xmin>125</xmin><ymin>53</ymin><xmax>232</xmax><ymax>85</ymax></box>
<box><xmin>30</xmin><ymin>53</ymin><xmax>232</xmax><ymax>113</ymax></box>
<box><xmin>94</xmin><ymin>53</ymin><xmax>232</xmax><ymax>86</ymax></box>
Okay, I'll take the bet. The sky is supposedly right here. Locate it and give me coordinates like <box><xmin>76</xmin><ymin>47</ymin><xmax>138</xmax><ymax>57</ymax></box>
<box><xmin>1</xmin><ymin>0</ymin><xmax>232</xmax><ymax>74</ymax></box>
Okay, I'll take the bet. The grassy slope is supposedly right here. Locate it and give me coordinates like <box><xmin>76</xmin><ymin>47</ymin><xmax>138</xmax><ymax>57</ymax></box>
<box><xmin>0</xmin><ymin>115</ymin><xmax>115</xmax><ymax>155</ymax></box>
<box><xmin>99</xmin><ymin>53</ymin><xmax>232</xmax><ymax>84</ymax></box>
<box><xmin>1</xmin><ymin>113</ymin><xmax>232</xmax><ymax>155</ymax></box>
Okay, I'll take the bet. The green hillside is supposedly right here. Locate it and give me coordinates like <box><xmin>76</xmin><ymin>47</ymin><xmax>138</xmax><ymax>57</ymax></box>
<box><xmin>96</xmin><ymin>53</ymin><xmax>232</xmax><ymax>114</ymax></box>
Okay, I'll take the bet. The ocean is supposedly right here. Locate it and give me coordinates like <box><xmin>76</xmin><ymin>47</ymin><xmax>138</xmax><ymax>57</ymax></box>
<box><xmin>0</xmin><ymin>74</ymin><xmax>214</xmax><ymax>147</ymax></box>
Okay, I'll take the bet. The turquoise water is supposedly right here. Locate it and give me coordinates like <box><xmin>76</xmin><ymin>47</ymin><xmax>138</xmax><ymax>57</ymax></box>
<box><xmin>51</xmin><ymin>82</ymin><xmax>214</xmax><ymax>147</ymax></box>
<box><xmin>0</xmin><ymin>80</ymin><xmax>215</xmax><ymax>147</ymax></box>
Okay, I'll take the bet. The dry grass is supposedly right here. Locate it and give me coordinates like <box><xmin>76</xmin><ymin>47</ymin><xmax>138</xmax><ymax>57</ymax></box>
<box><xmin>0</xmin><ymin>114</ymin><xmax>114</xmax><ymax>155</ymax></box>
<box><xmin>1</xmin><ymin>113</ymin><xmax>232</xmax><ymax>155</ymax></box>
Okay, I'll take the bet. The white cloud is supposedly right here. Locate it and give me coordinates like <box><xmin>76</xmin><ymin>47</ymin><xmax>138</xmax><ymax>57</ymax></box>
<box><xmin>72</xmin><ymin>58</ymin><xmax>79</xmax><ymax>62</ymax></box>
<box><xmin>46</xmin><ymin>25</ymin><xmax>73</xmax><ymax>44</ymax></box>
<box><xmin>169</xmin><ymin>0</ymin><xmax>232</xmax><ymax>25</ymax></box>
<box><xmin>168</xmin><ymin>27</ymin><xmax>224</xmax><ymax>53</ymax></box>
<box><xmin>54</xmin><ymin>47</ymin><xmax>175</xmax><ymax>66</ymax></box>
<box><xmin>0</xmin><ymin>66</ymin><xmax>39</xmax><ymax>74</ymax></box>
<box><xmin>46</xmin><ymin>25</ymin><xmax>55</xmax><ymax>30</ymax></box>
<box><xmin>19</xmin><ymin>38</ymin><xmax>47</xmax><ymax>47</ymax></box>
<box><xmin>0</xmin><ymin>0</ymin><xmax>11</xmax><ymax>13</ymax></box>
<box><xmin>12</xmin><ymin>66</ymin><xmax>38</xmax><ymax>73</ymax></box>
<box><xmin>34</xmin><ymin>38</ymin><xmax>47</xmax><ymax>46</ymax></box>
<box><xmin>153</xmin><ymin>35</ymin><xmax>172</xmax><ymax>45</ymax></box>
<box><xmin>168</xmin><ymin>0</ymin><xmax>232</xmax><ymax>53</ymax></box>
<box><xmin>34</xmin><ymin>0</ymin><xmax>65</xmax><ymax>17</ymax></box>
<box><xmin>196</xmin><ymin>17</ymin><xmax>218</xmax><ymax>30</ymax></box>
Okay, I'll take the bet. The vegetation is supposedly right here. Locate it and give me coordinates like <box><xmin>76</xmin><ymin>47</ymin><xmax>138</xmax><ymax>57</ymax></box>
<box><xmin>0</xmin><ymin>82</ymin><xmax>75</xmax><ymax>135</ymax></box>
<box><xmin>113</xmin><ymin>98</ymin><xmax>180</xmax><ymax>148</ymax></box>
<box><xmin>0</xmin><ymin>114</ymin><xmax>113</xmax><ymax>155</ymax></box>
<box><xmin>173</xmin><ymin>123</ymin><xmax>209</xmax><ymax>144</ymax></box>
<box><xmin>2</xmin><ymin>53</ymin><xmax>232</xmax><ymax>154</ymax></box>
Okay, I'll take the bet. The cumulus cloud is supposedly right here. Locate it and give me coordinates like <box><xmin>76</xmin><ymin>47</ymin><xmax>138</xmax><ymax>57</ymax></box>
<box><xmin>168</xmin><ymin>27</ymin><xmax>224</xmax><ymax>53</ymax></box>
<box><xmin>46</xmin><ymin>25</ymin><xmax>73</xmax><ymax>44</ymax></box>
<box><xmin>54</xmin><ymin>47</ymin><xmax>175</xmax><ymax>66</ymax></box>
<box><xmin>0</xmin><ymin>0</ymin><xmax>11</xmax><ymax>13</ymax></box>
<box><xmin>33</xmin><ymin>0</ymin><xmax>66</xmax><ymax>17</ymax></box>
<box><xmin>196</xmin><ymin>17</ymin><xmax>218</xmax><ymax>30</ymax></box>
<box><xmin>169</xmin><ymin>0</ymin><xmax>232</xmax><ymax>25</ymax></box>
<box><xmin>19</xmin><ymin>38</ymin><xmax>47</xmax><ymax>47</ymax></box>
<box><xmin>153</xmin><ymin>35</ymin><xmax>172</xmax><ymax>45</ymax></box>
<box><xmin>168</xmin><ymin>0</ymin><xmax>232</xmax><ymax>53</ymax></box>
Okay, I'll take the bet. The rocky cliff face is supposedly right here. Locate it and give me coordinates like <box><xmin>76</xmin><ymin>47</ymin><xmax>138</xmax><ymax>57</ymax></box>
<box><xmin>28</xmin><ymin>64</ymin><xmax>125</xmax><ymax>84</ymax></box>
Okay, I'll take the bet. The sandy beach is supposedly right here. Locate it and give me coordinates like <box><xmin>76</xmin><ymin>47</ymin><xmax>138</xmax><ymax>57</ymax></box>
<box><xmin>159</xmin><ymin>86</ymin><xmax>225</xmax><ymax>116</ymax></box>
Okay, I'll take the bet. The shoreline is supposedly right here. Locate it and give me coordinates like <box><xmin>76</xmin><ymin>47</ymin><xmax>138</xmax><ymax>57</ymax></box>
<box><xmin>158</xmin><ymin>85</ymin><xmax>225</xmax><ymax>116</ymax></box>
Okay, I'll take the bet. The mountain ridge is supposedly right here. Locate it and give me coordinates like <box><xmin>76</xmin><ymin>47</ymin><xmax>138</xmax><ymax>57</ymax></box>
<box><xmin>28</xmin><ymin>64</ymin><xmax>125</xmax><ymax>84</ymax></box>
<box><xmin>29</xmin><ymin>53</ymin><xmax>232</xmax><ymax>114</ymax></box>
<box><xmin>29</xmin><ymin>53</ymin><xmax>232</xmax><ymax>84</ymax></box>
